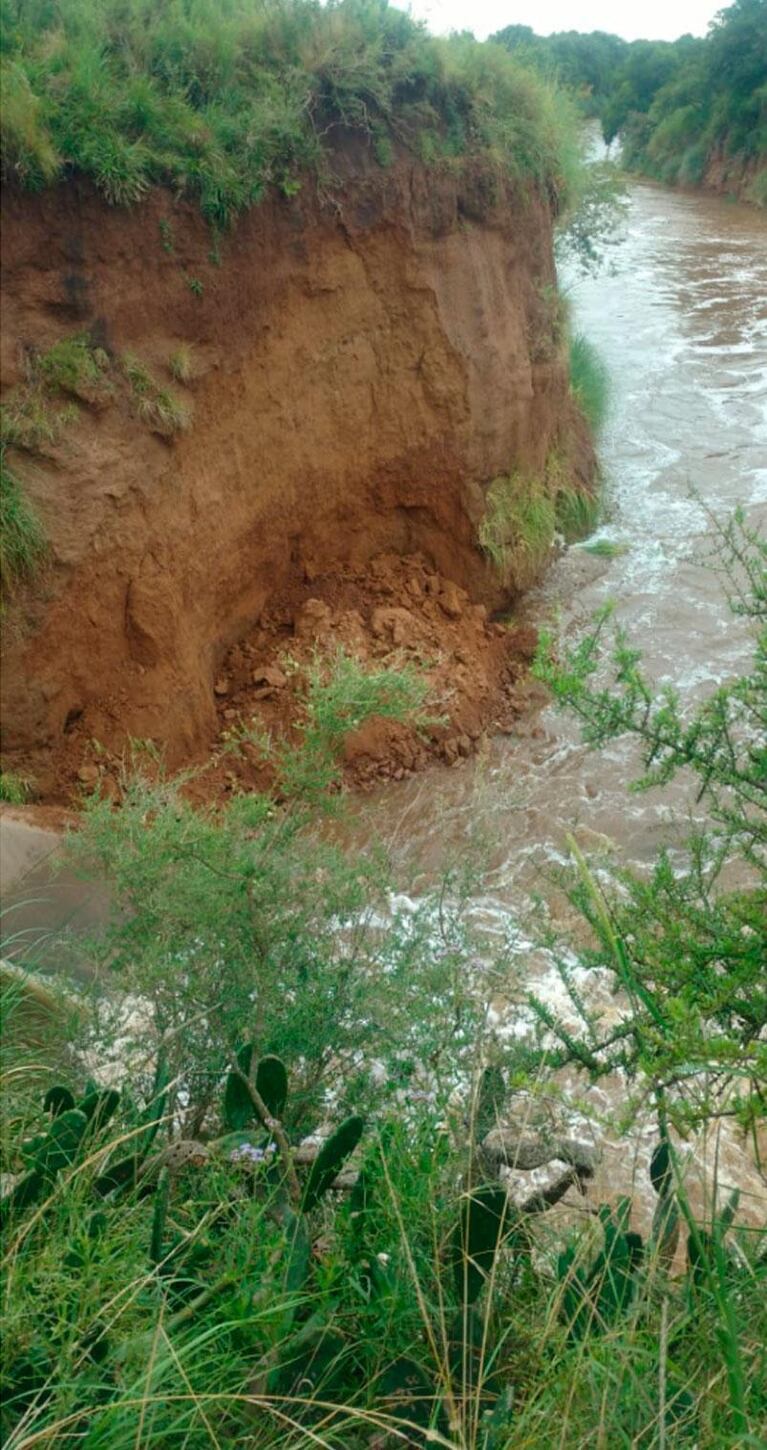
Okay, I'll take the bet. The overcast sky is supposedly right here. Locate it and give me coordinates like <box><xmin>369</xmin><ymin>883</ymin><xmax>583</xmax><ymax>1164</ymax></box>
<box><xmin>395</xmin><ymin>0</ymin><xmax>723</xmax><ymax>43</ymax></box>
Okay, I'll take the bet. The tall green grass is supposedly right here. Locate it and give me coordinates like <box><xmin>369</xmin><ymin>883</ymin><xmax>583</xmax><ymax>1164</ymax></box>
<box><xmin>568</xmin><ymin>332</ymin><xmax>609</xmax><ymax>433</ymax></box>
<box><xmin>0</xmin><ymin>0</ymin><xmax>584</xmax><ymax>226</ymax></box>
<box><xmin>479</xmin><ymin>472</ymin><xmax>556</xmax><ymax>588</ymax></box>
<box><xmin>0</xmin><ymin>448</ymin><xmax>47</xmax><ymax>595</ymax></box>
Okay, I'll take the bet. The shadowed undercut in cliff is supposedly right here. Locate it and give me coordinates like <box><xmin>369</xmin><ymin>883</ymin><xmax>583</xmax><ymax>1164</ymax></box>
<box><xmin>1</xmin><ymin>137</ymin><xmax>595</xmax><ymax>801</ymax></box>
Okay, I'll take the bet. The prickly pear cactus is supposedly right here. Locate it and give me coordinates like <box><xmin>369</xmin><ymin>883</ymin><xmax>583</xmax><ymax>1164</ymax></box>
<box><xmin>43</xmin><ymin>1085</ymin><xmax>76</xmax><ymax>1117</ymax></box>
<box><xmin>301</xmin><ymin>1115</ymin><xmax>364</xmax><ymax>1213</ymax></box>
<box><xmin>450</xmin><ymin>1186</ymin><xmax>511</xmax><ymax>1304</ymax></box>
<box><xmin>224</xmin><ymin>1046</ymin><xmax>289</xmax><ymax>1130</ymax></box>
<box><xmin>256</xmin><ymin>1055</ymin><xmax>288</xmax><ymax>1120</ymax></box>
<box><xmin>80</xmin><ymin>1089</ymin><xmax>120</xmax><ymax>1131</ymax></box>
<box><xmin>224</xmin><ymin>1044</ymin><xmax>256</xmax><ymax>1130</ymax></box>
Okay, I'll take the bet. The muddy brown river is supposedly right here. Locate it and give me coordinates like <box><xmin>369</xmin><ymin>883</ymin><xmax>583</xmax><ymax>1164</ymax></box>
<box><xmin>2</xmin><ymin>180</ymin><xmax>766</xmax><ymax>1229</ymax></box>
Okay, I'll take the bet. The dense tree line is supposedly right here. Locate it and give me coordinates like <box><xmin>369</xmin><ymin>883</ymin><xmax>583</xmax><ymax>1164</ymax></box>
<box><xmin>494</xmin><ymin>0</ymin><xmax>767</xmax><ymax>201</ymax></box>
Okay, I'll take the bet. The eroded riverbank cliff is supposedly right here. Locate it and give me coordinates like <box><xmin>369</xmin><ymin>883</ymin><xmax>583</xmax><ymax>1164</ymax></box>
<box><xmin>1</xmin><ymin>146</ymin><xmax>594</xmax><ymax>801</ymax></box>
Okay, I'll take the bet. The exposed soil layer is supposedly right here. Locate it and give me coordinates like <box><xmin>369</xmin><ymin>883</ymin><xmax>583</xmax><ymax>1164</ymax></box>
<box><xmin>1</xmin><ymin>143</ymin><xmax>593</xmax><ymax>803</ymax></box>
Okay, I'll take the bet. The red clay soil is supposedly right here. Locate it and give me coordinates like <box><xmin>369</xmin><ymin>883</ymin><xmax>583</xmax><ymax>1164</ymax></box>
<box><xmin>1</xmin><ymin>142</ymin><xmax>594</xmax><ymax>805</ymax></box>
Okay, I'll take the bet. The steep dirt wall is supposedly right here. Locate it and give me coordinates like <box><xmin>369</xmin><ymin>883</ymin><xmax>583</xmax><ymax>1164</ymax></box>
<box><xmin>702</xmin><ymin>147</ymin><xmax>765</xmax><ymax>204</ymax></box>
<box><xmin>1</xmin><ymin>148</ymin><xmax>592</xmax><ymax>799</ymax></box>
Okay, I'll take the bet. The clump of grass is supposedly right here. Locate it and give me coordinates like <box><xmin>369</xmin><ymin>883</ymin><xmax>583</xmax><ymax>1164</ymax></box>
<box><xmin>36</xmin><ymin>333</ymin><xmax>111</xmax><ymax>404</ymax></box>
<box><xmin>122</xmin><ymin>354</ymin><xmax>191</xmax><ymax>437</ymax></box>
<box><xmin>0</xmin><ymin>768</ymin><xmax>32</xmax><ymax>803</ymax></box>
<box><xmin>168</xmin><ymin>344</ymin><xmax>194</xmax><ymax>384</ymax></box>
<box><xmin>0</xmin><ymin>334</ymin><xmax>113</xmax><ymax>453</ymax></box>
<box><xmin>569</xmin><ymin>332</ymin><xmax>609</xmax><ymax>433</ymax></box>
<box><xmin>479</xmin><ymin>471</ymin><xmax>556</xmax><ymax>588</ymax></box>
<box><xmin>556</xmin><ymin>484</ymin><xmax>600</xmax><ymax>542</ymax></box>
<box><xmin>0</xmin><ymin>387</ymin><xmax>76</xmax><ymax>452</ymax></box>
<box><xmin>0</xmin><ymin>447</ymin><xmax>47</xmax><ymax>594</ymax></box>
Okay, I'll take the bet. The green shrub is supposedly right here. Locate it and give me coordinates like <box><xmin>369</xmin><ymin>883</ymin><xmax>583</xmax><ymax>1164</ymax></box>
<box><xmin>532</xmin><ymin>508</ymin><xmax>767</xmax><ymax>1133</ymax></box>
<box><xmin>0</xmin><ymin>448</ymin><xmax>47</xmax><ymax>594</ymax></box>
<box><xmin>569</xmin><ymin>332</ymin><xmax>609</xmax><ymax>434</ymax></box>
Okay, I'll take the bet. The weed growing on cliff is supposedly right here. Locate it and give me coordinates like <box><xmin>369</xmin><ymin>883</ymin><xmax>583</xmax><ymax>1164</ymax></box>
<box><xmin>122</xmin><ymin>354</ymin><xmax>190</xmax><ymax>437</ymax></box>
<box><xmin>0</xmin><ymin>334</ymin><xmax>113</xmax><ymax>456</ymax></box>
<box><xmin>555</xmin><ymin>486</ymin><xmax>601</xmax><ymax>541</ymax></box>
<box><xmin>0</xmin><ymin>769</ymin><xmax>32</xmax><ymax>804</ymax></box>
<box><xmin>36</xmin><ymin>333</ymin><xmax>112</xmax><ymax>405</ymax></box>
<box><xmin>479</xmin><ymin>472</ymin><xmax>556</xmax><ymax>589</ymax></box>
<box><xmin>0</xmin><ymin>448</ymin><xmax>47</xmax><ymax>595</ymax></box>
<box><xmin>168</xmin><ymin>344</ymin><xmax>195</xmax><ymax>384</ymax></box>
<box><xmin>569</xmin><ymin>333</ymin><xmax>609</xmax><ymax>434</ymax></box>
<box><xmin>0</xmin><ymin>387</ymin><xmax>77</xmax><ymax>454</ymax></box>
<box><xmin>0</xmin><ymin>0</ymin><xmax>585</xmax><ymax>226</ymax></box>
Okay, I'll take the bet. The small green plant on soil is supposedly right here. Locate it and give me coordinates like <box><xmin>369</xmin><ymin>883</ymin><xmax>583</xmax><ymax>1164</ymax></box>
<box><xmin>35</xmin><ymin>333</ymin><xmax>111</xmax><ymax>404</ymax></box>
<box><xmin>158</xmin><ymin>217</ymin><xmax>174</xmax><ymax>254</ymax></box>
<box><xmin>0</xmin><ymin>447</ymin><xmax>47</xmax><ymax>595</ymax></box>
<box><xmin>569</xmin><ymin>332</ymin><xmax>609</xmax><ymax>433</ymax></box>
<box><xmin>0</xmin><ymin>387</ymin><xmax>76</xmax><ymax>453</ymax></box>
<box><xmin>168</xmin><ymin>344</ymin><xmax>195</xmax><ymax>384</ymax></box>
<box><xmin>0</xmin><ymin>333</ymin><xmax>112</xmax><ymax>455</ymax></box>
<box><xmin>0</xmin><ymin>769</ymin><xmax>32</xmax><ymax>804</ymax></box>
<box><xmin>122</xmin><ymin>354</ymin><xmax>190</xmax><ymax>437</ymax></box>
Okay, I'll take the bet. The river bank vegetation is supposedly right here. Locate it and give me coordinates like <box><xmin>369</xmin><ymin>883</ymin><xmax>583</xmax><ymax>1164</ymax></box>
<box><xmin>2</xmin><ymin>515</ymin><xmax>765</xmax><ymax>1446</ymax></box>
<box><xmin>495</xmin><ymin>0</ymin><xmax>767</xmax><ymax>203</ymax></box>
<box><xmin>0</xmin><ymin>0</ymin><xmax>586</xmax><ymax>224</ymax></box>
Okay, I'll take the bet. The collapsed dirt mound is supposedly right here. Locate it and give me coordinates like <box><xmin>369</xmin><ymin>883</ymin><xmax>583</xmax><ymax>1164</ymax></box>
<box><xmin>209</xmin><ymin>552</ymin><xmax>543</xmax><ymax>794</ymax></box>
<box><xmin>46</xmin><ymin>551</ymin><xmax>545</xmax><ymax>803</ymax></box>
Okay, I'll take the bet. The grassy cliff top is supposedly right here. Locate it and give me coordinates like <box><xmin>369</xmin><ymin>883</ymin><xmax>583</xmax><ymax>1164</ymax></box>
<box><xmin>0</xmin><ymin>0</ymin><xmax>581</xmax><ymax>227</ymax></box>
